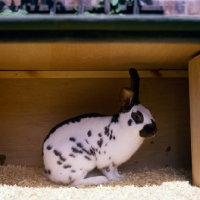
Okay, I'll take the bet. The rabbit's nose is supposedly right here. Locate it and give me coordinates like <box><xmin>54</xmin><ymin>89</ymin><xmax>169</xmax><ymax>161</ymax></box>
<box><xmin>139</xmin><ymin>119</ymin><xmax>157</xmax><ymax>138</ymax></box>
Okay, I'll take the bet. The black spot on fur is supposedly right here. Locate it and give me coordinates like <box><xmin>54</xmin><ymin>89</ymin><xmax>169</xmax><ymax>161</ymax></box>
<box><xmin>112</xmin><ymin>162</ymin><xmax>116</xmax><ymax>167</ymax></box>
<box><xmin>98</xmin><ymin>133</ymin><xmax>102</xmax><ymax>137</ymax></box>
<box><xmin>57</xmin><ymin>161</ymin><xmax>62</xmax><ymax>165</ymax></box>
<box><xmin>99</xmin><ymin>151</ymin><xmax>101</xmax><ymax>154</ymax></box>
<box><xmin>60</xmin><ymin>156</ymin><xmax>66</xmax><ymax>162</ymax></box>
<box><xmin>77</xmin><ymin>143</ymin><xmax>83</xmax><ymax>148</ymax></box>
<box><xmin>85</xmin><ymin>139</ymin><xmax>89</xmax><ymax>144</ymax></box>
<box><xmin>44</xmin><ymin>169</ymin><xmax>51</xmax><ymax>175</ymax></box>
<box><xmin>72</xmin><ymin>147</ymin><xmax>83</xmax><ymax>154</ymax></box>
<box><xmin>54</xmin><ymin>150</ymin><xmax>61</xmax><ymax>157</ymax></box>
<box><xmin>128</xmin><ymin>119</ymin><xmax>132</xmax><ymax>126</ymax></box>
<box><xmin>84</xmin><ymin>156</ymin><xmax>91</xmax><ymax>161</ymax></box>
<box><xmin>46</xmin><ymin>145</ymin><xmax>52</xmax><ymax>150</ymax></box>
<box><xmin>111</xmin><ymin>114</ymin><xmax>119</xmax><ymax>123</ymax></box>
<box><xmin>82</xmin><ymin>148</ymin><xmax>92</xmax><ymax>156</ymax></box>
<box><xmin>71</xmin><ymin>170</ymin><xmax>76</xmax><ymax>173</ymax></box>
<box><xmin>69</xmin><ymin>154</ymin><xmax>75</xmax><ymax>158</ymax></box>
<box><xmin>63</xmin><ymin>165</ymin><xmax>72</xmax><ymax>169</ymax></box>
<box><xmin>87</xmin><ymin>130</ymin><xmax>92</xmax><ymax>137</ymax></box>
<box><xmin>113</xmin><ymin>136</ymin><xmax>116</xmax><ymax>140</ymax></box>
<box><xmin>104</xmin><ymin>151</ymin><xmax>106</xmax><ymax>154</ymax></box>
<box><xmin>90</xmin><ymin>147</ymin><xmax>96</xmax><ymax>156</ymax></box>
<box><xmin>76</xmin><ymin>143</ymin><xmax>91</xmax><ymax>155</ymax></box>
<box><xmin>97</xmin><ymin>138</ymin><xmax>103</xmax><ymax>148</ymax></box>
<box><xmin>104</xmin><ymin>127</ymin><xmax>109</xmax><ymax>137</ymax></box>
<box><xmin>109</xmin><ymin>133</ymin><xmax>113</xmax><ymax>140</ymax></box>
<box><xmin>105</xmin><ymin>143</ymin><xmax>107</xmax><ymax>146</ymax></box>
<box><xmin>109</xmin><ymin>157</ymin><xmax>111</xmax><ymax>160</ymax></box>
<box><xmin>69</xmin><ymin>137</ymin><xmax>76</xmax><ymax>142</ymax></box>
<box><xmin>44</xmin><ymin>113</ymin><xmax>106</xmax><ymax>143</ymax></box>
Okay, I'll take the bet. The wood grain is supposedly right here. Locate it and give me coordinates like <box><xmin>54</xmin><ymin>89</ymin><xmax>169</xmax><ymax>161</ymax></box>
<box><xmin>189</xmin><ymin>55</ymin><xmax>200</xmax><ymax>187</ymax></box>
<box><xmin>0</xmin><ymin>42</ymin><xmax>199</xmax><ymax>71</ymax></box>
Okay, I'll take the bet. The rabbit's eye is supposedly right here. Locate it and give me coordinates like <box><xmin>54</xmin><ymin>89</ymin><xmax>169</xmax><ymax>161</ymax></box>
<box><xmin>131</xmin><ymin>111</ymin><xmax>144</xmax><ymax>124</ymax></box>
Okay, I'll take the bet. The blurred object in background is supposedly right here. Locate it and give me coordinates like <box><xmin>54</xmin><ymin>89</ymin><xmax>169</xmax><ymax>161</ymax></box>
<box><xmin>0</xmin><ymin>0</ymin><xmax>200</xmax><ymax>16</ymax></box>
<box><xmin>158</xmin><ymin>0</ymin><xmax>200</xmax><ymax>15</ymax></box>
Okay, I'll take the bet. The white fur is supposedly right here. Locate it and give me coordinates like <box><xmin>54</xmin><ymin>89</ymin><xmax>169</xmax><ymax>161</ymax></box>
<box><xmin>43</xmin><ymin>104</ymin><xmax>155</xmax><ymax>186</ymax></box>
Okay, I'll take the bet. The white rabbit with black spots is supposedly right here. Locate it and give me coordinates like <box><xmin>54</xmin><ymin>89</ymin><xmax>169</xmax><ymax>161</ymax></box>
<box><xmin>42</xmin><ymin>68</ymin><xmax>157</xmax><ymax>186</ymax></box>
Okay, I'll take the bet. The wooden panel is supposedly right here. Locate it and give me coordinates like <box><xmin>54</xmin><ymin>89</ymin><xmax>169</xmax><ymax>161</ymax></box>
<box><xmin>189</xmin><ymin>55</ymin><xmax>200</xmax><ymax>186</ymax></box>
<box><xmin>0</xmin><ymin>70</ymin><xmax>188</xmax><ymax>79</ymax></box>
<box><xmin>0</xmin><ymin>78</ymin><xmax>191</xmax><ymax>169</ymax></box>
<box><xmin>0</xmin><ymin>42</ymin><xmax>199</xmax><ymax>71</ymax></box>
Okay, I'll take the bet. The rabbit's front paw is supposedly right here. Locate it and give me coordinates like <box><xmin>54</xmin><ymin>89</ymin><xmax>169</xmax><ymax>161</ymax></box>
<box><xmin>114</xmin><ymin>169</ymin><xmax>125</xmax><ymax>180</ymax></box>
<box><xmin>101</xmin><ymin>168</ymin><xmax>124</xmax><ymax>181</ymax></box>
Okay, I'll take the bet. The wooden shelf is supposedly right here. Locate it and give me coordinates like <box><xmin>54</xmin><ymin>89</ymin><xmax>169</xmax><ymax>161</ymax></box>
<box><xmin>0</xmin><ymin>15</ymin><xmax>200</xmax><ymax>71</ymax></box>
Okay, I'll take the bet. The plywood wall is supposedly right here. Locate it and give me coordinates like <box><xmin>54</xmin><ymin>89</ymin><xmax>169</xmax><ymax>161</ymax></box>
<box><xmin>0</xmin><ymin>78</ymin><xmax>191</xmax><ymax>170</ymax></box>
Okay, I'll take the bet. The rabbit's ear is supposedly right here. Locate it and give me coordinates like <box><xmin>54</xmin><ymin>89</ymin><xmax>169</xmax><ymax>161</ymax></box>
<box><xmin>119</xmin><ymin>88</ymin><xmax>134</xmax><ymax>108</ymax></box>
<box><xmin>129</xmin><ymin>68</ymin><xmax>140</xmax><ymax>105</ymax></box>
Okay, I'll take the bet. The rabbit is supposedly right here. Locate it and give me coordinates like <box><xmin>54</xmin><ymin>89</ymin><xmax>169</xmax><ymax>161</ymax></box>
<box><xmin>42</xmin><ymin>68</ymin><xmax>157</xmax><ymax>186</ymax></box>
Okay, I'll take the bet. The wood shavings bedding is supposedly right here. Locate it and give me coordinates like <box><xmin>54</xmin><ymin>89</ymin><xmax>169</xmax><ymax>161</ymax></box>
<box><xmin>0</xmin><ymin>165</ymin><xmax>200</xmax><ymax>200</ymax></box>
